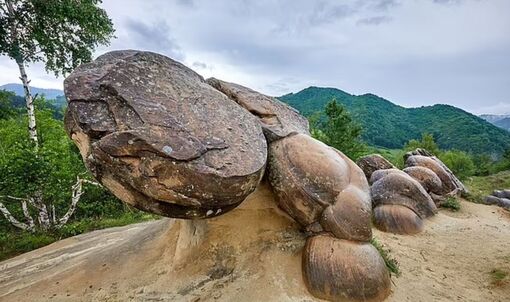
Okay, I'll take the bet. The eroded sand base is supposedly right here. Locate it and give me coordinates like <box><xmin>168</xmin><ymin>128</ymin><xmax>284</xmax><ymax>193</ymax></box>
<box><xmin>0</xmin><ymin>185</ymin><xmax>509</xmax><ymax>302</ymax></box>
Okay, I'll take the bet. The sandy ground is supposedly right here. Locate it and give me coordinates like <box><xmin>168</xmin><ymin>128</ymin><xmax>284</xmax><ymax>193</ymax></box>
<box><xmin>0</xmin><ymin>184</ymin><xmax>509</xmax><ymax>302</ymax></box>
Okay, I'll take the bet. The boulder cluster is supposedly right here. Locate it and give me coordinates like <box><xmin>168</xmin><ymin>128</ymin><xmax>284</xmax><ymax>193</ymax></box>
<box><xmin>484</xmin><ymin>190</ymin><xmax>510</xmax><ymax>210</ymax></box>
<box><xmin>64</xmin><ymin>51</ymin><xmax>390</xmax><ymax>302</ymax></box>
<box><xmin>357</xmin><ymin>149</ymin><xmax>467</xmax><ymax>234</ymax></box>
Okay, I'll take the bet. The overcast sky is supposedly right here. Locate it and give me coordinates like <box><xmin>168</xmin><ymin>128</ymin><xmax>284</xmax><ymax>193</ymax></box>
<box><xmin>1</xmin><ymin>0</ymin><xmax>509</xmax><ymax>115</ymax></box>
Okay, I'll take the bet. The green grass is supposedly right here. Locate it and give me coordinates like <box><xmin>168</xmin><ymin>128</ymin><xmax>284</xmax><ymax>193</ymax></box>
<box><xmin>440</xmin><ymin>196</ymin><xmax>461</xmax><ymax>211</ymax></box>
<box><xmin>0</xmin><ymin>212</ymin><xmax>157</xmax><ymax>262</ymax></box>
<box><xmin>371</xmin><ymin>237</ymin><xmax>401</xmax><ymax>278</ymax></box>
<box><xmin>490</xmin><ymin>269</ymin><xmax>509</xmax><ymax>286</ymax></box>
<box><xmin>463</xmin><ymin>170</ymin><xmax>510</xmax><ymax>203</ymax></box>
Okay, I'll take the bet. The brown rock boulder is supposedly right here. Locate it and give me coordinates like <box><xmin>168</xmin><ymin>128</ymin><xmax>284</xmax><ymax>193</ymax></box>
<box><xmin>371</xmin><ymin>173</ymin><xmax>437</xmax><ymax>219</ymax></box>
<box><xmin>356</xmin><ymin>154</ymin><xmax>396</xmax><ymax>180</ymax></box>
<box><xmin>403</xmin><ymin>166</ymin><xmax>443</xmax><ymax>195</ymax></box>
<box><xmin>303</xmin><ymin>234</ymin><xmax>391</xmax><ymax>302</ymax></box>
<box><xmin>206</xmin><ymin>78</ymin><xmax>309</xmax><ymax>142</ymax></box>
<box><xmin>64</xmin><ymin>50</ymin><xmax>267</xmax><ymax>219</ymax></box>
<box><xmin>405</xmin><ymin>149</ymin><xmax>467</xmax><ymax>194</ymax></box>
<box><xmin>373</xmin><ymin>204</ymin><xmax>424</xmax><ymax>235</ymax></box>
<box><xmin>267</xmin><ymin>133</ymin><xmax>372</xmax><ymax>242</ymax></box>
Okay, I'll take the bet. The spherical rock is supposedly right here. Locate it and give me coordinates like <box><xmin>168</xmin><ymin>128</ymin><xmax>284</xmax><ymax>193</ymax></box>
<box><xmin>303</xmin><ymin>234</ymin><xmax>391</xmax><ymax>302</ymax></box>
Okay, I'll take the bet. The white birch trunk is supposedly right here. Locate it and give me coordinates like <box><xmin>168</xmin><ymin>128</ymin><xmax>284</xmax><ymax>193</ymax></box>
<box><xmin>16</xmin><ymin>60</ymin><xmax>39</xmax><ymax>147</ymax></box>
<box><xmin>0</xmin><ymin>201</ymin><xmax>31</xmax><ymax>231</ymax></box>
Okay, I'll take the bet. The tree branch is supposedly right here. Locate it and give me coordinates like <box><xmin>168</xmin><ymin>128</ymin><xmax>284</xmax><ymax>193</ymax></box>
<box><xmin>0</xmin><ymin>201</ymin><xmax>31</xmax><ymax>231</ymax></box>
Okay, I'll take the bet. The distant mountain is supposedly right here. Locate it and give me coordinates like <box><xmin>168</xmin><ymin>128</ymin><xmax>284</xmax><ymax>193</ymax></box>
<box><xmin>1</xmin><ymin>83</ymin><xmax>66</xmax><ymax>109</ymax></box>
<box><xmin>1</xmin><ymin>83</ymin><xmax>64</xmax><ymax>99</ymax></box>
<box><xmin>480</xmin><ymin>114</ymin><xmax>510</xmax><ymax>131</ymax></box>
<box><xmin>279</xmin><ymin>87</ymin><xmax>510</xmax><ymax>156</ymax></box>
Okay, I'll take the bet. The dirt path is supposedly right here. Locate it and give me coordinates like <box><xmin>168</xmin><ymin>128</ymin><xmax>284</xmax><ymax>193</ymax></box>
<box><xmin>380</xmin><ymin>200</ymin><xmax>510</xmax><ymax>302</ymax></box>
<box><xmin>0</xmin><ymin>192</ymin><xmax>509</xmax><ymax>301</ymax></box>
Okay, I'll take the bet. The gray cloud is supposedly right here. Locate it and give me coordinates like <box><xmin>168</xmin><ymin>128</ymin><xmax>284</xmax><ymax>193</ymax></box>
<box><xmin>357</xmin><ymin>15</ymin><xmax>393</xmax><ymax>26</ymax></box>
<box><xmin>1</xmin><ymin>0</ymin><xmax>509</xmax><ymax>115</ymax></box>
<box><xmin>123</xmin><ymin>18</ymin><xmax>184</xmax><ymax>60</ymax></box>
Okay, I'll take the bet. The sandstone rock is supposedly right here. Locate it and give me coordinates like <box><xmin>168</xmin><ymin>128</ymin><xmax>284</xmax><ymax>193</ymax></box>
<box><xmin>492</xmin><ymin>189</ymin><xmax>510</xmax><ymax>199</ymax></box>
<box><xmin>370</xmin><ymin>168</ymin><xmax>407</xmax><ymax>185</ymax></box>
<box><xmin>357</xmin><ymin>154</ymin><xmax>396</xmax><ymax>180</ymax></box>
<box><xmin>371</xmin><ymin>173</ymin><xmax>437</xmax><ymax>219</ymax></box>
<box><xmin>303</xmin><ymin>234</ymin><xmax>391</xmax><ymax>302</ymax></box>
<box><xmin>267</xmin><ymin>133</ymin><xmax>372</xmax><ymax>241</ymax></box>
<box><xmin>405</xmin><ymin>149</ymin><xmax>467</xmax><ymax>194</ymax></box>
<box><xmin>64</xmin><ymin>50</ymin><xmax>267</xmax><ymax>219</ymax></box>
<box><xmin>373</xmin><ymin>205</ymin><xmax>424</xmax><ymax>235</ymax></box>
<box><xmin>206</xmin><ymin>78</ymin><xmax>309</xmax><ymax>142</ymax></box>
<box><xmin>403</xmin><ymin>166</ymin><xmax>443</xmax><ymax>195</ymax></box>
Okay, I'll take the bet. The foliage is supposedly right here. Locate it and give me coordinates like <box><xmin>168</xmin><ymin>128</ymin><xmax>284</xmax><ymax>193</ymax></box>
<box><xmin>310</xmin><ymin>99</ymin><xmax>367</xmax><ymax>159</ymax></box>
<box><xmin>404</xmin><ymin>133</ymin><xmax>440</xmax><ymax>156</ymax></box>
<box><xmin>0</xmin><ymin>90</ymin><xmax>17</xmax><ymax>119</ymax></box>
<box><xmin>0</xmin><ymin>212</ymin><xmax>156</xmax><ymax>261</ymax></box>
<box><xmin>438</xmin><ymin>150</ymin><xmax>476</xmax><ymax>180</ymax></box>
<box><xmin>0</xmin><ymin>98</ymin><xmax>123</xmax><ymax>231</ymax></box>
<box><xmin>279</xmin><ymin>87</ymin><xmax>510</xmax><ymax>156</ymax></box>
<box><xmin>371</xmin><ymin>237</ymin><xmax>401</xmax><ymax>278</ymax></box>
<box><xmin>464</xmin><ymin>170</ymin><xmax>510</xmax><ymax>203</ymax></box>
<box><xmin>440</xmin><ymin>196</ymin><xmax>461</xmax><ymax>211</ymax></box>
<box><xmin>0</xmin><ymin>0</ymin><xmax>114</xmax><ymax>75</ymax></box>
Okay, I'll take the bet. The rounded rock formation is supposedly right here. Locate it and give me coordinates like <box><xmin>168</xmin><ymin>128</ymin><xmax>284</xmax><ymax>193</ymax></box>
<box><xmin>357</xmin><ymin>154</ymin><xmax>396</xmax><ymax>180</ymax></box>
<box><xmin>64</xmin><ymin>50</ymin><xmax>267</xmax><ymax>219</ymax></box>
<box><xmin>64</xmin><ymin>50</ymin><xmax>392</xmax><ymax>302</ymax></box>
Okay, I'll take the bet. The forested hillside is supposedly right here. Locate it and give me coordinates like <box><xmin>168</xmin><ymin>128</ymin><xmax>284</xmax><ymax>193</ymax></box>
<box><xmin>279</xmin><ymin>87</ymin><xmax>510</xmax><ymax>156</ymax></box>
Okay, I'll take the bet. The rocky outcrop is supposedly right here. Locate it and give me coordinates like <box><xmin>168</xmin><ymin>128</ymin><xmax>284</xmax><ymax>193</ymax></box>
<box><xmin>206</xmin><ymin>78</ymin><xmax>309</xmax><ymax>142</ymax></box>
<box><xmin>404</xmin><ymin>148</ymin><xmax>467</xmax><ymax>194</ymax></box>
<box><xmin>64</xmin><ymin>51</ymin><xmax>391</xmax><ymax>302</ymax></box>
<box><xmin>483</xmin><ymin>190</ymin><xmax>510</xmax><ymax>210</ymax></box>
<box><xmin>370</xmin><ymin>170</ymin><xmax>437</xmax><ymax>234</ymax></box>
<box><xmin>357</xmin><ymin>154</ymin><xmax>396</xmax><ymax>180</ymax></box>
<box><xmin>365</xmin><ymin>149</ymin><xmax>465</xmax><ymax>235</ymax></box>
<box><xmin>64</xmin><ymin>50</ymin><xmax>266</xmax><ymax>219</ymax></box>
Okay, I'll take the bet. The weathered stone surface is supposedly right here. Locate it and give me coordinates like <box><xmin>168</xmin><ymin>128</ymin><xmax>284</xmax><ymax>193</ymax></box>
<box><xmin>370</xmin><ymin>168</ymin><xmax>407</xmax><ymax>185</ymax></box>
<box><xmin>64</xmin><ymin>50</ymin><xmax>267</xmax><ymax>219</ymax></box>
<box><xmin>405</xmin><ymin>149</ymin><xmax>467</xmax><ymax>194</ymax></box>
<box><xmin>206</xmin><ymin>78</ymin><xmax>309</xmax><ymax>142</ymax></box>
<box><xmin>483</xmin><ymin>191</ymin><xmax>510</xmax><ymax>210</ymax></box>
<box><xmin>357</xmin><ymin>154</ymin><xmax>396</xmax><ymax>180</ymax></box>
<box><xmin>373</xmin><ymin>205</ymin><xmax>424</xmax><ymax>235</ymax></box>
<box><xmin>303</xmin><ymin>234</ymin><xmax>391</xmax><ymax>302</ymax></box>
<box><xmin>371</xmin><ymin>172</ymin><xmax>437</xmax><ymax>219</ymax></box>
<box><xmin>403</xmin><ymin>166</ymin><xmax>443</xmax><ymax>195</ymax></box>
<box><xmin>268</xmin><ymin>133</ymin><xmax>372</xmax><ymax>241</ymax></box>
<box><xmin>492</xmin><ymin>189</ymin><xmax>510</xmax><ymax>199</ymax></box>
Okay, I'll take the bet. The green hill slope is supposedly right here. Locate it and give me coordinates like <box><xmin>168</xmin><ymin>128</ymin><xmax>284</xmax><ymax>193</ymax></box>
<box><xmin>279</xmin><ymin>87</ymin><xmax>510</xmax><ymax>155</ymax></box>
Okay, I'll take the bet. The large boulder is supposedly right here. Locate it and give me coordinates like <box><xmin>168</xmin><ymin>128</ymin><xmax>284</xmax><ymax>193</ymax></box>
<box><xmin>404</xmin><ymin>148</ymin><xmax>467</xmax><ymax>194</ymax></box>
<box><xmin>206</xmin><ymin>78</ymin><xmax>309</xmax><ymax>142</ymax></box>
<box><xmin>267</xmin><ymin>133</ymin><xmax>372</xmax><ymax>242</ymax></box>
<box><xmin>371</xmin><ymin>171</ymin><xmax>437</xmax><ymax>234</ymax></box>
<box><xmin>64</xmin><ymin>50</ymin><xmax>267</xmax><ymax>219</ymax></box>
<box><xmin>356</xmin><ymin>154</ymin><xmax>396</xmax><ymax>180</ymax></box>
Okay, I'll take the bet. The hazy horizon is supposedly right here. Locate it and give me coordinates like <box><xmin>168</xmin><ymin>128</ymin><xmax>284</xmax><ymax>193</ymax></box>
<box><xmin>0</xmin><ymin>0</ymin><xmax>509</xmax><ymax>115</ymax></box>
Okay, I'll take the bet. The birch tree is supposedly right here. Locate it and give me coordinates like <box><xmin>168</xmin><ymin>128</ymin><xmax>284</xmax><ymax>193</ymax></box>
<box><xmin>0</xmin><ymin>0</ymin><xmax>115</xmax><ymax>147</ymax></box>
<box><xmin>0</xmin><ymin>1</ymin><xmax>114</xmax><ymax>231</ymax></box>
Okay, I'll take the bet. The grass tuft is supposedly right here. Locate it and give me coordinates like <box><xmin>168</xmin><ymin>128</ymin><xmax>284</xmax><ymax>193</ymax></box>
<box><xmin>371</xmin><ymin>237</ymin><xmax>401</xmax><ymax>278</ymax></box>
<box><xmin>490</xmin><ymin>268</ymin><xmax>509</xmax><ymax>287</ymax></box>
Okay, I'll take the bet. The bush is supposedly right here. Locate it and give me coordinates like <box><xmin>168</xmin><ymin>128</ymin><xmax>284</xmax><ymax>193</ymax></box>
<box><xmin>439</xmin><ymin>150</ymin><xmax>476</xmax><ymax>180</ymax></box>
<box><xmin>440</xmin><ymin>196</ymin><xmax>461</xmax><ymax>211</ymax></box>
